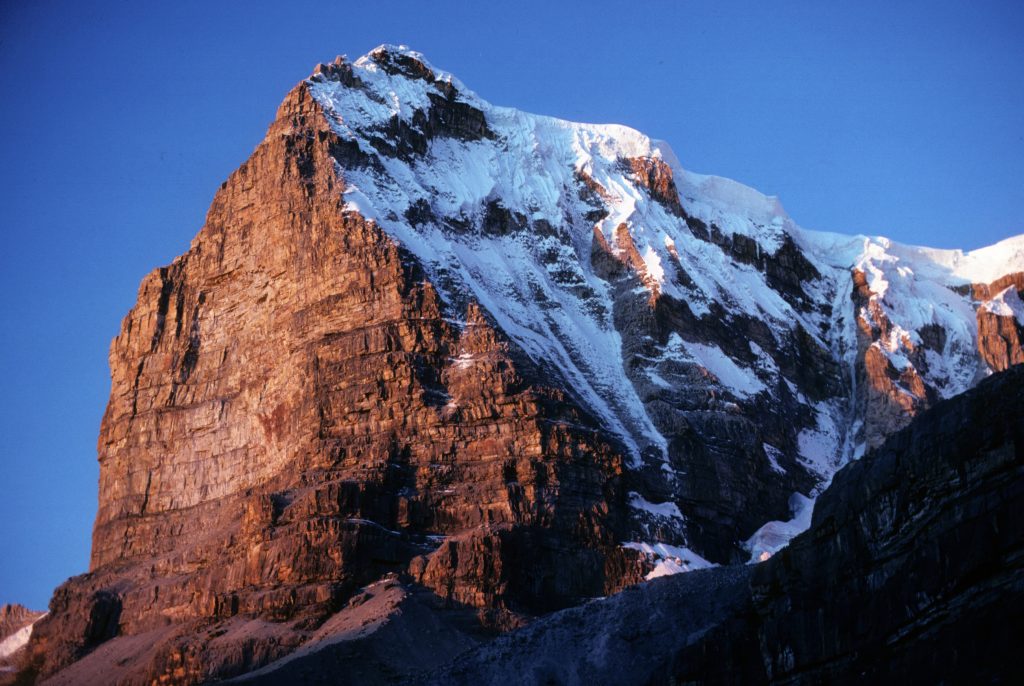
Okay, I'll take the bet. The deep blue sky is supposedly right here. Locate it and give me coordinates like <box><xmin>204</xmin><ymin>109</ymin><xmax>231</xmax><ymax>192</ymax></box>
<box><xmin>1</xmin><ymin>1</ymin><xmax>1022</xmax><ymax>609</ymax></box>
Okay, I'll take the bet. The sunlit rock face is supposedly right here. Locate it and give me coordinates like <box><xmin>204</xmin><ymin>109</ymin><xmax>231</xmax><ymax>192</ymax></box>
<box><xmin>19</xmin><ymin>45</ymin><xmax>1024</xmax><ymax>685</ymax></box>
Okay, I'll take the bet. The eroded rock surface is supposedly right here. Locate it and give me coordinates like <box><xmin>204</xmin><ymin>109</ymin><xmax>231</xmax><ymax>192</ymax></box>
<box><xmin>976</xmin><ymin>274</ymin><xmax>1024</xmax><ymax>372</ymax></box>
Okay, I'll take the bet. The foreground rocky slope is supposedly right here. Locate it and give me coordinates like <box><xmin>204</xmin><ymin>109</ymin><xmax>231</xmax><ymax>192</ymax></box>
<box><xmin>17</xmin><ymin>45</ymin><xmax>1024</xmax><ymax>684</ymax></box>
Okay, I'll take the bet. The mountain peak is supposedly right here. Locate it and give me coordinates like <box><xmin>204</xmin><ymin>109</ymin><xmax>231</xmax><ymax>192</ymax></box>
<box><xmin>18</xmin><ymin>47</ymin><xmax>1024</xmax><ymax>685</ymax></box>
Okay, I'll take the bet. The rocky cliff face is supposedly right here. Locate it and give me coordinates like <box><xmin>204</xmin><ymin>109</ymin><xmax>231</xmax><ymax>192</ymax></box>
<box><xmin>94</xmin><ymin>365</ymin><xmax>1020</xmax><ymax>685</ymax></box>
<box><xmin>671</xmin><ymin>363</ymin><xmax>1024</xmax><ymax>684</ymax></box>
<box><xmin>406</xmin><ymin>365</ymin><xmax>1023</xmax><ymax>684</ymax></box>
<box><xmin>19</xmin><ymin>45</ymin><xmax>1024</xmax><ymax>684</ymax></box>
<box><xmin>22</xmin><ymin>77</ymin><xmax>645</xmax><ymax>686</ymax></box>
<box><xmin>975</xmin><ymin>273</ymin><xmax>1024</xmax><ymax>372</ymax></box>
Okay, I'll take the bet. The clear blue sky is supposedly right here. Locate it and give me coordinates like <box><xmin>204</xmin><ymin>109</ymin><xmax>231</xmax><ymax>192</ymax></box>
<box><xmin>1</xmin><ymin>0</ymin><xmax>1022</xmax><ymax>609</ymax></box>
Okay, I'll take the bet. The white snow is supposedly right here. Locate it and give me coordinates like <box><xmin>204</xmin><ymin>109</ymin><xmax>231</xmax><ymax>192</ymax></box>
<box><xmin>675</xmin><ymin>169</ymin><xmax>789</xmax><ymax>253</ymax></box>
<box><xmin>763</xmin><ymin>443</ymin><xmax>786</xmax><ymax>475</ymax></box>
<box><xmin>0</xmin><ymin>614</ymin><xmax>44</xmax><ymax>660</ymax></box>
<box><xmin>982</xmin><ymin>286</ymin><xmax>1024</xmax><ymax>326</ymax></box>
<box><xmin>629</xmin><ymin>492</ymin><xmax>684</xmax><ymax>520</ymax></box>
<box><xmin>655</xmin><ymin>333</ymin><xmax>767</xmax><ymax>399</ymax></box>
<box><xmin>744</xmin><ymin>493</ymin><xmax>815</xmax><ymax>563</ymax></box>
<box><xmin>682</xmin><ymin>340</ymin><xmax>766</xmax><ymax>398</ymax></box>
<box><xmin>623</xmin><ymin>541</ymin><xmax>716</xmax><ymax>579</ymax></box>
<box><xmin>796</xmin><ymin>402</ymin><xmax>844</xmax><ymax>480</ymax></box>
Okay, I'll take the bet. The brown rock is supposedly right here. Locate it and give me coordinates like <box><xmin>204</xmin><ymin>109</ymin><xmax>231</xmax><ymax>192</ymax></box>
<box><xmin>620</xmin><ymin>156</ymin><xmax>686</xmax><ymax>217</ymax></box>
<box><xmin>977</xmin><ymin>287</ymin><xmax>1024</xmax><ymax>372</ymax></box>
<box><xmin>851</xmin><ymin>268</ymin><xmax>934</xmax><ymax>448</ymax></box>
<box><xmin>970</xmin><ymin>271</ymin><xmax>1024</xmax><ymax>301</ymax></box>
<box><xmin>24</xmin><ymin>79</ymin><xmax>644</xmax><ymax>685</ymax></box>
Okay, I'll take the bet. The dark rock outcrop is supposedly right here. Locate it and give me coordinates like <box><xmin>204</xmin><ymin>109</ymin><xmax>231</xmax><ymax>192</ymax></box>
<box><xmin>727</xmin><ymin>363</ymin><xmax>1024</xmax><ymax>684</ymax></box>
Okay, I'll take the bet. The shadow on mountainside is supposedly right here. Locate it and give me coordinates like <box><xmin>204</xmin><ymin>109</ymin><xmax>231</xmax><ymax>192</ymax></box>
<box><xmin>225</xmin><ymin>365</ymin><xmax>1024</xmax><ymax>685</ymax></box>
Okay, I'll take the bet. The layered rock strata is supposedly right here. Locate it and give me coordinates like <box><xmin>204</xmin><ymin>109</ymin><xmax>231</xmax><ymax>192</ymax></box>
<box><xmin>114</xmin><ymin>365</ymin><xmax>1023</xmax><ymax>685</ymax></box>
<box><xmin>22</xmin><ymin>78</ymin><xmax>643</xmax><ymax>686</ymax></box>
<box><xmin>412</xmin><ymin>365</ymin><xmax>1024</xmax><ymax>684</ymax></box>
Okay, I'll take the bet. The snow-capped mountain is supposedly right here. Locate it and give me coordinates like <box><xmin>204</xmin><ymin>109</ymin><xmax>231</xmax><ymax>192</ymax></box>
<box><xmin>306</xmin><ymin>45</ymin><xmax>1024</xmax><ymax>563</ymax></box>
<box><xmin>21</xmin><ymin>44</ymin><xmax>1024</xmax><ymax>686</ymax></box>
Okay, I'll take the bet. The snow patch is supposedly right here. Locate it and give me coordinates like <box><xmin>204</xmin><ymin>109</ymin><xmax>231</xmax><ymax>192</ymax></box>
<box><xmin>0</xmin><ymin>614</ymin><xmax>45</xmax><ymax>660</ymax></box>
<box><xmin>982</xmin><ymin>286</ymin><xmax>1024</xmax><ymax>326</ymax></box>
<box><xmin>744</xmin><ymin>493</ymin><xmax>815</xmax><ymax>563</ymax></box>
<box><xmin>623</xmin><ymin>541</ymin><xmax>716</xmax><ymax>579</ymax></box>
<box><xmin>762</xmin><ymin>443</ymin><xmax>786</xmax><ymax>475</ymax></box>
<box><xmin>657</xmin><ymin>333</ymin><xmax>767</xmax><ymax>399</ymax></box>
<box><xmin>796</xmin><ymin>403</ymin><xmax>843</xmax><ymax>481</ymax></box>
<box><xmin>629</xmin><ymin>492</ymin><xmax>683</xmax><ymax>520</ymax></box>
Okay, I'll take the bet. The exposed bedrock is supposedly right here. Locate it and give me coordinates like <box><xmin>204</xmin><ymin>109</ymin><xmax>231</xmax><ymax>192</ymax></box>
<box><xmin>413</xmin><ymin>365</ymin><xmax>1024</xmax><ymax>684</ymax></box>
<box><xmin>22</xmin><ymin>81</ymin><xmax>644</xmax><ymax>686</ymax></box>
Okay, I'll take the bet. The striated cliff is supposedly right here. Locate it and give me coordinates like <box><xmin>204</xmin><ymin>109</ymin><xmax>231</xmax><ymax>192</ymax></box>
<box><xmin>23</xmin><ymin>78</ymin><xmax>645</xmax><ymax>686</ymax></box>
<box><xmin>415</xmin><ymin>365</ymin><xmax>1024</xmax><ymax>684</ymax></box>
<box><xmin>17</xmin><ymin>45</ymin><xmax>1024</xmax><ymax>684</ymax></box>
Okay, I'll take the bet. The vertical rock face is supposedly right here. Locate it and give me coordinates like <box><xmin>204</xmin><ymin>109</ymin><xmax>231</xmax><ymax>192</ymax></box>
<box><xmin>24</xmin><ymin>80</ymin><xmax>642</xmax><ymax>685</ymax></box>
<box><xmin>20</xmin><ymin>45</ymin><xmax>1024</xmax><ymax>684</ymax></box>
<box><xmin>850</xmin><ymin>267</ymin><xmax>934</xmax><ymax>448</ymax></box>
<box><xmin>975</xmin><ymin>275</ymin><xmax>1024</xmax><ymax>372</ymax></box>
<box><xmin>411</xmin><ymin>366</ymin><xmax>1024</xmax><ymax>685</ymax></box>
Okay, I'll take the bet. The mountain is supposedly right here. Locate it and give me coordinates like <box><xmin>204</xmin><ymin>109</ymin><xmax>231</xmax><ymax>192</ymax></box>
<box><xmin>0</xmin><ymin>605</ymin><xmax>45</xmax><ymax>680</ymax></box>
<box><xmin>16</xmin><ymin>45</ymin><xmax>1024</xmax><ymax>684</ymax></box>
